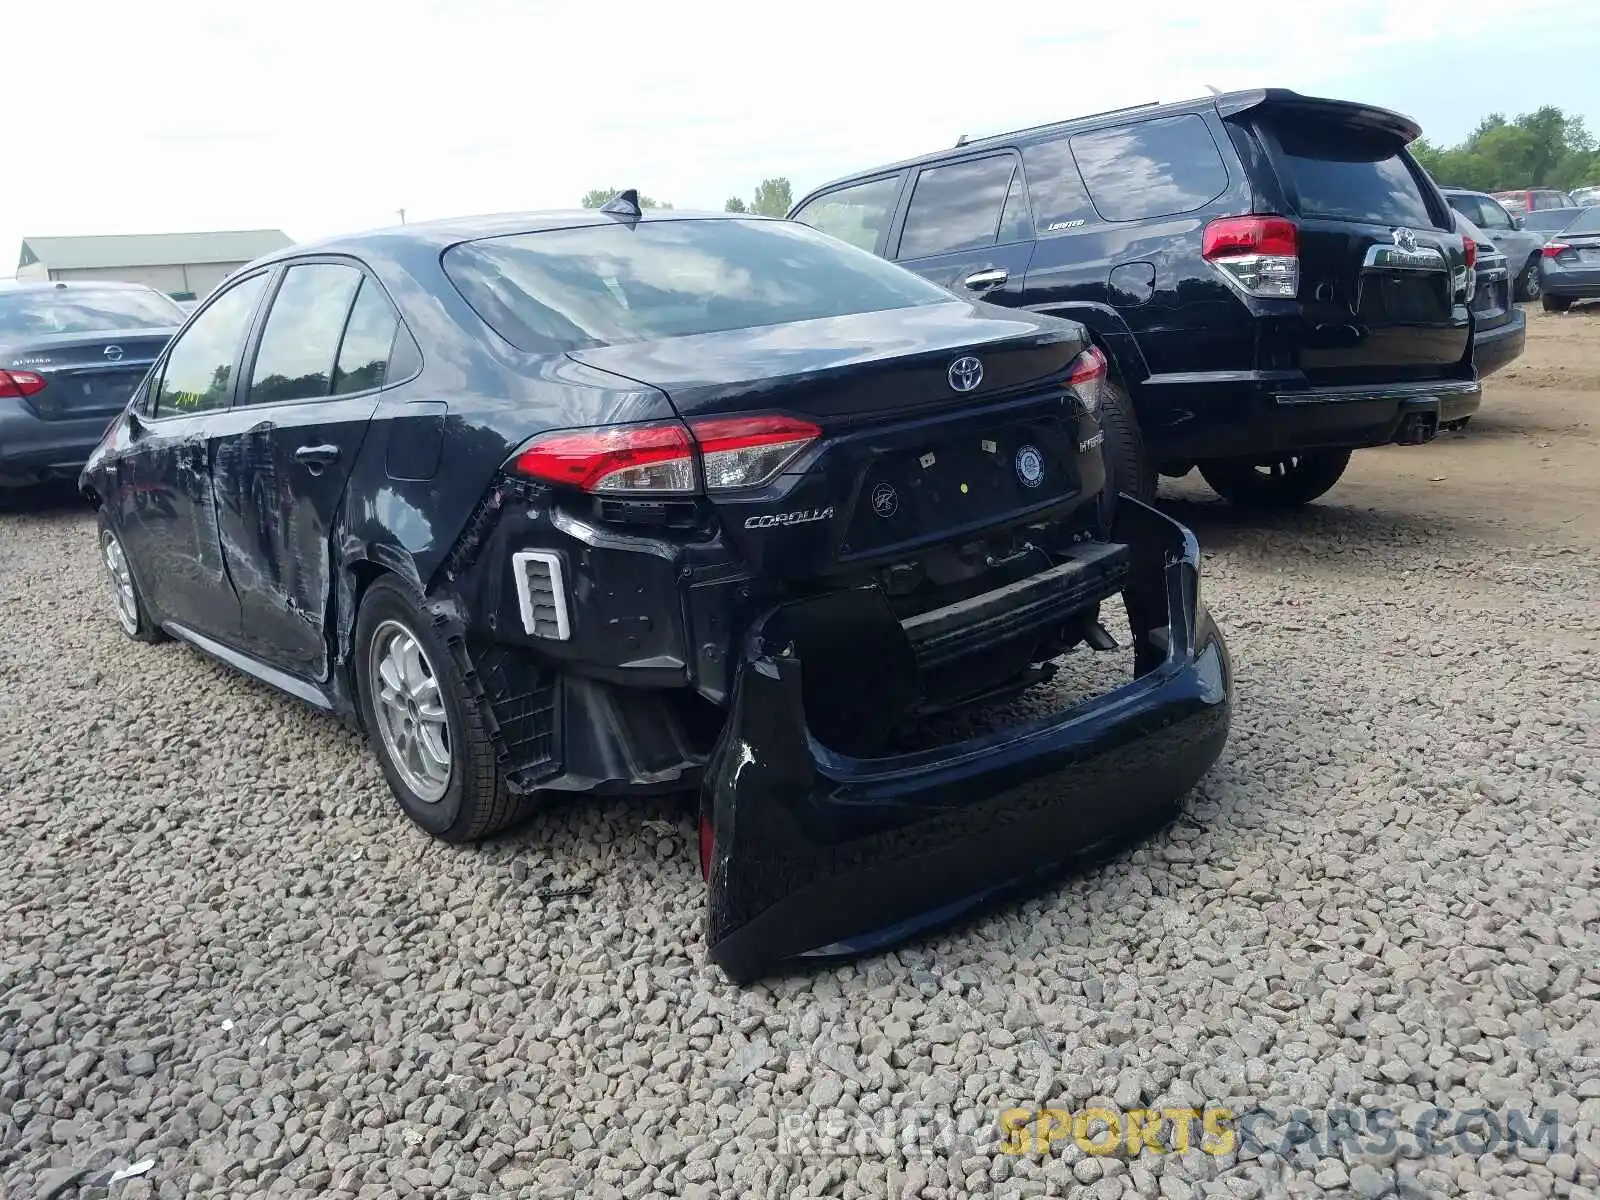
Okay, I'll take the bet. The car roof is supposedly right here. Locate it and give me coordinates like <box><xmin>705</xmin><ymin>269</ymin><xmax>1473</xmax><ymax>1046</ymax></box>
<box><xmin>249</xmin><ymin>208</ymin><xmax>772</xmax><ymax>269</ymax></box>
<box><xmin>795</xmin><ymin>87</ymin><xmax>1421</xmax><ymax>202</ymax></box>
<box><xmin>0</xmin><ymin>278</ymin><xmax>165</xmax><ymax>294</ymax></box>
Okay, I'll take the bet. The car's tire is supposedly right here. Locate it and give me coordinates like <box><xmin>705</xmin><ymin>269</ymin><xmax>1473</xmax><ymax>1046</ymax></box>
<box><xmin>1542</xmin><ymin>293</ymin><xmax>1572</xmax><ymax>313</ymax></box>
<box><xmin>1516</xmin><ymin>256</ymin><xmax>1542</xmax><ymax>302</ymax></box>
<box><xmin>1197</xmin><ymin>450</ymin><xmax>1352</xmax><ymax>508</ymax></box>
<box><xmin>1095</xmin><ymin>375</ymin><xmax>1157</xmax><ymax>505</ymax></box>
<box><xmin>354</xmin><ymin>575</ymin><xmax>525</xmax><ymax>842</ymax></box>
<box><xmin>96</xmin><ymin>515</ymin><xmax>164</xmax><ymax>643</ymax></box>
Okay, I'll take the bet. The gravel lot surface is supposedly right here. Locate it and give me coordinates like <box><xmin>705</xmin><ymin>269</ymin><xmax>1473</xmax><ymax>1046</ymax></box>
<box><xmin>3</xmin><ymin>305</ymin><xmax>1598</xmax><ymax>1200</ymax></box>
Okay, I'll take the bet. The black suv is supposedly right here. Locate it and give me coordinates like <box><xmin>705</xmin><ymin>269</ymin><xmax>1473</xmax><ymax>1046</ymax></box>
<box><xmin>791</xmin><ymin>89</ymin><xmax>1480</xmax><ymax>508</ymax></box>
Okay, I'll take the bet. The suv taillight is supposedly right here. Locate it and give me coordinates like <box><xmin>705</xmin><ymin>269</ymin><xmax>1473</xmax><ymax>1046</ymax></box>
<box><xmin>1202</xmin><ymin>216</ymin><xmax>1299</xmax><ymax>299</ymax></box>
<box><xmin>1462</xmin><ymin>235</ymin><xmax>1477</xmax><ymax>269</ymax></box>
<box><xmin>0</xmin><ymin>369</ymin><xmax>47</xmax><ymax>400</ymax></box>
<box><xmin>511</xmin><ymin>414</ymin><xmax>821</xmax><ymax>495</ymax></box>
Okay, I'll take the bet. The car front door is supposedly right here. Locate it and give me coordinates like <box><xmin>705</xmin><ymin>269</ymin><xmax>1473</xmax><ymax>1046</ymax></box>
<box><xmin>209</xmin><ymin>259</ymin><xmax>400</xmax><ymax>681</ymax></box>
<box><xmin>1471</xmin><ymin>195</ymin><xmax>1540</xmax><ymax>278</ymax></box>
<box><xmin>889</xmin><ymin>153</ymin><xmax>1035</xmax><ymax>308</ymax></box>
<box><xmin>113</xmin><ymin>272</ymin><xmax>269</xmax><ymax>640</ymax></box>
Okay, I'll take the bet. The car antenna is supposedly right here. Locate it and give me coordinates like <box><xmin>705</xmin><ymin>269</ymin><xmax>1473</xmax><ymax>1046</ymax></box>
<box><xmin>600</xmin><ymin>189</ymin><xmax>644</xmax><ymax>221</ymax></box>
<box><xmin>955</xmin><ymin>133</ymin><xmax>969</xmax><ymax>146</ymax></box>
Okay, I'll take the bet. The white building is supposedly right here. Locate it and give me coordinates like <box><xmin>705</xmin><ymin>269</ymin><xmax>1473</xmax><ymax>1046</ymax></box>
<box><xmin>15</xmin><ymin>229</ymin><xmax>293</xmax><ymax>300</ymax></box>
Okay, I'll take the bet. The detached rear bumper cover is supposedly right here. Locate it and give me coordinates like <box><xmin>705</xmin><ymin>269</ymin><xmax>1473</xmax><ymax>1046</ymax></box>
<box><xmin>702</xmin><ymin>499</ymin><xmax>1232</xmax><ymax>982</ymax></box>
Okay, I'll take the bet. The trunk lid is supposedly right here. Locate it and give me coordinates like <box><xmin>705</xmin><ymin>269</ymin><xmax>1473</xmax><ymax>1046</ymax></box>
<box><xmin>568</xmin><ymin>304</ymin><xmax>1096</xmax><ymax>581</ymax></box>
<box><xmin>1233</xmin><ymin>100</ymin><xmax>1471</xmax><ymax>385</ymax></box>
<box><xmin>566</xmin><ymin>302</ymin><xmax>1084</xmax><ymax>424</ymax></box>
<box><xmin>2</xmin><ymin>329</ymin><xmax>174</xmax><ymax>420</ymax></box>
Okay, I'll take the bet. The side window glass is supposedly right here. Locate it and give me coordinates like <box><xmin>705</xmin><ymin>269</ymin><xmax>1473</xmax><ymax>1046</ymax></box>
<box><xmin>898</xmin><ymin>156</ymin><xmax>1017</xmax><ymax>259</ymax></box>
<box><xmin>334</xmin><ymin>278</ymin><xmax>400</xmax><ymax>394</ymax></box>
<box><xmin>1071</xmin><ymin>115</ymin><xmax>1229</xmax><ymax>223</ymax></box>
<box><xmin>1481</xmin><ymin>199</ymin><xmax>1514</xmax><ymax>230</ymax></box>
<box><xmin>997</xmin><ymin>169</ymin><xmax>1032</xmax><ymax>244</ymax></box>
<box><xmin>247</xmin><ymin>263</ymin><xmax>363</xmax><ymax>405</ymax></box>
<box><xmin>153</xmin><ymin>274</ymin><xmax>267</xmax><ymax>416</ymax></box>
<box><xmin>790</xmin><ymin>175</ymin><xmax>903</xmax><ymax>254</ymax></box>
<box><xmin>1021</xmin><ymin>136</ymin><xmax>1097</xmax><ymax>235</ymax></box>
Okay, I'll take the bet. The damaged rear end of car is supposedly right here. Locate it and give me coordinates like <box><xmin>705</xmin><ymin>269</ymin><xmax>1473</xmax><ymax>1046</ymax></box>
<box><xmin>428</xmin><ymin>214</ymin><xmax>1235</xmax><ymax>977</ymax></box>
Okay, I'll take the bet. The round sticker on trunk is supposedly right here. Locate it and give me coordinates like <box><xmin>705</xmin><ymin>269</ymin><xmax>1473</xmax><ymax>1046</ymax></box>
<box><xmin>1015</xmin><ymin>445</ymin><xmax>1045</xmax><ymax>488</ymax></box>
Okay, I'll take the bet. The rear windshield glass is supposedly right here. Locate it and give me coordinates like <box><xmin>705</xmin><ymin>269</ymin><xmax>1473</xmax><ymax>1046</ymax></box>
<box><xmin>1267</xmin><ymin>121</ymin><xmax>1435</xmax><ymax>228</ymax></box>
<box><xmin>443</xmin><ymin>218</ymin><xmax>953</xmax><ymax>353</ymax></box>
<box><xmin>0</xmin><ymin>287</ymin><xmax>186</xmax><ymax>337</ymax></box>
<box><xmin>1564</xmin><ymin>206</ymin><xmax>1600</xmax><ymax>234</ymax></box>
<box><xmin>1525</xmin><ymin>208</ymin><xmax>1583</xmax><ymax>233</ymax></box>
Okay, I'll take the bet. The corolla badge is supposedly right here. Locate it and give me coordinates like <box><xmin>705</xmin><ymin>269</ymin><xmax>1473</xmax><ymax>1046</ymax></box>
<box><xmin>870</xmin><ymin>482</ymin><xmax>899</xmax><ymax>518</ymax></box>
<box><xmin>1391</xmin><ymin>228</ymin><xmax>1418</xmax><ymax>253</ymax></box>
<box><xmin>948</xmin><ymin>356</ymin><xmax>983</xmax><ymax>393</ymax></box>
<box><xmin>1015</xmin><ymin>445</ymin><xmax>1045</xmax><ymax>488</ymax></box>
<box><xmin>103</xmin><ymin>344</ymin><xmax>124</xmax><ymax>362</ymax></box>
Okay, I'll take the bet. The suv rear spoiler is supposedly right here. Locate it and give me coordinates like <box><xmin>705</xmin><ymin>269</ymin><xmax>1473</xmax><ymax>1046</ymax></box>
<box><xmin>1214</xmin><ymin>88</ymin><xmax>1422</xmax><ymax>143</ymax></box>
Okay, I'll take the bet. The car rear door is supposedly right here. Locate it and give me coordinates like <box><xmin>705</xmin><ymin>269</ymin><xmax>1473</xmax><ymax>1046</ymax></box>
<box><xmin>888</xmin><ymin>152</ymin><xmax>1035</xmax><ymax>307</ymax></box>
<box><xmin>1244</xmin><ymin>109</ymin><xmax>1470</xmax><ymax>384</ymax></box>
<box><xmin>210</xmin><ymin>259</ymin><xmax>400</xmax><ymax>681</ymax></box>
<box><xmin>113</xmin><ymin>272</ymin><xmax>271</xmax><ymax>639</ymax></box>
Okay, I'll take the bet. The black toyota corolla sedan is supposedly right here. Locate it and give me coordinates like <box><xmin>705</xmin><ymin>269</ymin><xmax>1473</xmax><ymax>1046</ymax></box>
<box><xmin>80</xmin><ymin>198</ymin><xmax>1232</xmax><ymax>980</ymax></box>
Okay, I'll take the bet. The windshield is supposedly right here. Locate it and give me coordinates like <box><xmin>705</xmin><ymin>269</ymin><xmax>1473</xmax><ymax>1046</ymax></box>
<box><xmin>1563</xmin><ymin>206</ymin><xmax>1600</xmax><ymax>234</ymax></box>
<box><xmin>0</xmin><ymin>287</ymin><xmax>186</xmax><ymax>337</ymax></box>
<box><xmin>442</xmin><ymin>218</ymin><xmax>952</xmax><ymax>353</ymax></box>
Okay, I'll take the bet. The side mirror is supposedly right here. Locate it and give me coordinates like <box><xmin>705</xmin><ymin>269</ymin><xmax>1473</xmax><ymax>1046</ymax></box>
<box><xmin>1512</xmin><ymin>217</ymin><xmax>1525</xmax><ymax>231</ymax></box>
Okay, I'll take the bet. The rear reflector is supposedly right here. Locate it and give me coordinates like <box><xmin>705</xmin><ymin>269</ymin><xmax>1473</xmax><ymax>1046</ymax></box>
<box><xmin>689</xmin><ymin>414</ymin><xmax>820</xmax><ymax>490</ymax></box>
<box><xmin>0</xmin><ymin>369</ymin><xmax>47</xmax><ymax>399</ymax></box>
<box><xmin>1202</xmin><ymin>216</ymin><xmax>1299</xmax><ymax>299</ymax></box>
<box><xmin>512</xmin><ymin>422</ymin><xmax>696</xmax><ymax>494</ymax></box>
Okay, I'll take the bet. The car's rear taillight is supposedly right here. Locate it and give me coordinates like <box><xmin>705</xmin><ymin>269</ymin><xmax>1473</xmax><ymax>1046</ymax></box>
<box><xmin>1202</xmin><ymin>216</ymin><xmax>1299</xmax><ymax>299</ymax></box>
<box><xmin>1543</xmin><ymin>242</ymin><xmax>1571</xmax><ymax>259</ymax></box>
<box><xmin>1462</xmin><ymin>234</ymin><xmax>1477</xmax><ymax>269</ymax></box>
<box><xmin>689</xmin><ymin>415</ymin><xmax>820</xmax><ymax>490</ymax></box>
<box><xmin>0</xmin><ymin>369</ymin><xmax>47</xmax><ymax>399</ymax></box>
<box><xmin>510</xmin><ymin>414</ymin><xmax>821</xmax><ymax>495</ymax></box>
<box><xmin>512</xmin><ymin>422</ymin><xmax>697</xmax><ymax>494</ymax></box>
<box><xmin>1066</xmin><ymin>345</ymin><xmax>1108</xmax><ymax>386</ymax></box>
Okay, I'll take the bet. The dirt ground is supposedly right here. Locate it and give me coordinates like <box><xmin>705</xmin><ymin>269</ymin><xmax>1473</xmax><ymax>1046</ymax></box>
<box><xmin>1165</xmin><ymin>303</ymin><xmax>1600</xmax><ymax>552</ymax></box>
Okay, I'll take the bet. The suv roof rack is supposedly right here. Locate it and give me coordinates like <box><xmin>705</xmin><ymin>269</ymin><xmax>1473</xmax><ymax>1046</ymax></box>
<box><xmin>954</xmin><ymin>101</ymin><xmax>1161</xmax><ymax>149</ymax></box>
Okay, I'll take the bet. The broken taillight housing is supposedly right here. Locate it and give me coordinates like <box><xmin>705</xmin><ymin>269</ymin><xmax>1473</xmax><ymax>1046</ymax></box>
<box><xmin>1202</xmin><ymin>215</ymin><xmax>1299</xmax><ymax>299</ymax></box>
<box><xmin>511</xmin><ymin>414</ymin><xmax>821</xmax><ymax>495</ymax></box>
<box><xmin>0</xmin><ymin>369</ymin><xmax>47</xmax><ymax>399</ymax></box>
<box><xmin>1065</xmin><ymin>345</ymin><xmax>1108</xmax><ymax>410</ymax></box>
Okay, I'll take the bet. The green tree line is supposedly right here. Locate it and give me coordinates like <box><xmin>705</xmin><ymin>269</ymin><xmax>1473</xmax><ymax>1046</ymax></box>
<box><xmin>1412</xmin><ymin>106</ymin><xmax>1599</xmax><ymax>193</ymax></box>
<box><xmin>579</xmin><ymin>178</ymin><xmax>793</xmax><ymax>217</ymax></box>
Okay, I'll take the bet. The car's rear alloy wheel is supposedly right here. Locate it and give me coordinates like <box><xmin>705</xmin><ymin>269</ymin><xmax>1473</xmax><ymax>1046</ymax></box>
<box><xmin>97</xmin><ymin>516</ymin><xmax>163</xmax><ymax>643</ymax></box>
<box><xmin>355</xmin><ymin>576</ymin><xmax>528</xmax><ymax>841</ymax></box>
<box><xmin>1518</xmin><ymin>257</ymin><xmax>1541</xmax><ymax>302</ymax></box>
<box><xmin>1198</xmin><ymin>449</ymin><xmax>1352</xmax><ymax>508</ymax></box>
<box><xmin>369</xmin><ymin>620</ymin><xmax>452</xmax><ymax>803</ymax></box>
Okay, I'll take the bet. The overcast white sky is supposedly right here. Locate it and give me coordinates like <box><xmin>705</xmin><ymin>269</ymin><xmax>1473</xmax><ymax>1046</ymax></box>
<box><xmin>6</xmin><ymin>0</ymin><xmax>1597</xmax><ymax>275</ymax></box>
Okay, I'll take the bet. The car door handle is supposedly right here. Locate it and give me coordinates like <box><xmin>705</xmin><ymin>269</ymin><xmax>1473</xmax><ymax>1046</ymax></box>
<box><xmin>962</xmin><ymin>268</ymin><xmax>1009</xmax><ymax>291</ymax></box>
<box><xmin>293</xmin><ymin>444</ymin><xmax>340</xmax><ymax>473</ymax></box>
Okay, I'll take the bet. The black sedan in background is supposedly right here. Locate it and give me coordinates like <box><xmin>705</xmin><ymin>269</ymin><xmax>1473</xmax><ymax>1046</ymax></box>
<box><xmin>79</xmin><ymin>202</ymin><xmax>1231</xmax><ymax>980</ymax></box>
<box><xmin>1538</xmin><ymin>205</ymin><xmax>1600</xmax><ymax>312</ymax></box>
<box><xmin>0</xmin><ymin>280</ymin><xmax>184</xmax><ymax>488</ymax></box>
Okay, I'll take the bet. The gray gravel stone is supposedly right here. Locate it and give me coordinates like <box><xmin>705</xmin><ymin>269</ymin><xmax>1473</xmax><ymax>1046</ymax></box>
<box><xmin>4</xmin><ymin>428</ymin><xmax>1600</xmax><ymax>1200</ymax></box>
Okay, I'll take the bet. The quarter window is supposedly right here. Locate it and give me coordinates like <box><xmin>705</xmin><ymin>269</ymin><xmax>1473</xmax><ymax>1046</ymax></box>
<box><xmin>334</xmin><ymin>279</ymin><xmax>400</xmax><ymax>394</ymax></box>
<box><xmin>152</xmin><ymin>274</ymin><xmax>268</xmax><ymax>417</ymax></box>
<box><xmin>790</xmin><ymin>175</ymin><xmax>903</xmax><ymax>253</ymax></box>
<box><xmin>1072</xmin><ymin>115</ymin><xmax>1230</xmax><ymax>223</ymax></box>
<box><xmin>898</xmin><ymin>156</ymin><xmax>1020</xmax><ymax>259</ymax></box>
<box><xmin>248</xmin><ymin>264</ymin><xmax>364</xmax><ymax>405</ymax></box>
<box><xmin>1021</xmin><ymin>136</ymin><xmax>1098</xmax><ymax>235</ymax></box>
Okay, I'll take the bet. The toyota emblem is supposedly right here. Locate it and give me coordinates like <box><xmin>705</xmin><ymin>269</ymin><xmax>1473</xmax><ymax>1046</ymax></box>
<box><xmin>1391</xmin><ymin>228</ymin><xmax>1418</xmax><ymax>254</ymax></box>
<box><xmin>103</xmin><ymin>344</ymin><xmax>124</xmax><ymax>362</ymax></box>
<box><xmin>947</xmin><ymin>356</ymin><xmax>983</xmax><ymax>393</ymax></box>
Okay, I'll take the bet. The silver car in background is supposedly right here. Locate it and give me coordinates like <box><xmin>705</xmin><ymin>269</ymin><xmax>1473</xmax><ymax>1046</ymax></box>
<box><xmin>1442</xmin><ymin>187</ymin><xmax>1548</xmax><ymax>301</ymax></box>
<box><xmin>1538</xmin><ymin>204</ymin><xmax>1600</xmax><ymax>312</ymax></box>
